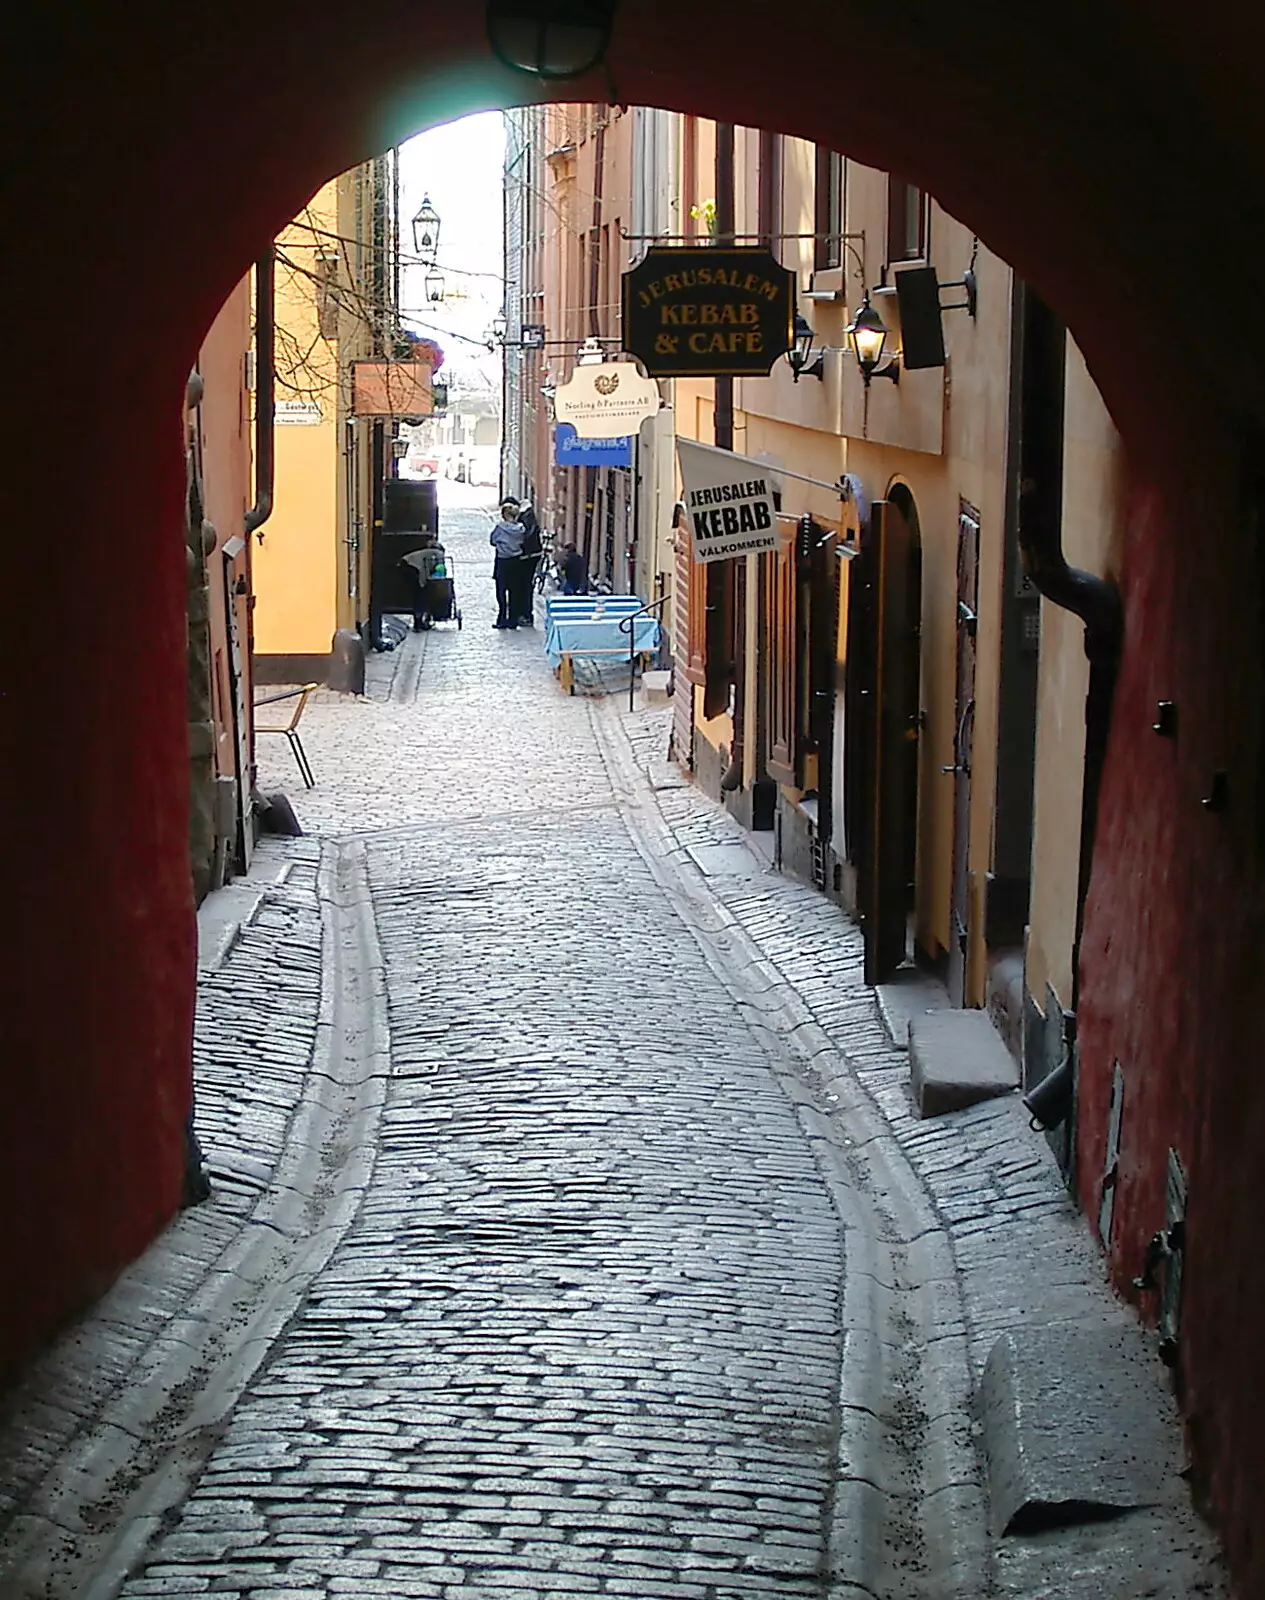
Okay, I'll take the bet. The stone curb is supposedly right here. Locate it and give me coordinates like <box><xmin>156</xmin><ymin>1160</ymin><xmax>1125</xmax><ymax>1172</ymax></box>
<box><xmin>0</xmin><ymin>839</ymin><xmax>392</xmax><ymax>1600</ymax></box>
<box><xmin>590</xmin><ymin>702</ymin><xmax>990</xmax><ymax>1600</ymax></box>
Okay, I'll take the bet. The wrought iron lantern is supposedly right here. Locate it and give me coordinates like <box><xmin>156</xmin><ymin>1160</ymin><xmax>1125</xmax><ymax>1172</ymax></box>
<box><xmin>787</xmin><ymin>313</ymin><xmax>824</xmax><ymax>382</ymax></box>
<box><xmin>411</xmin><ymin>196</ymin><xmax>441</xmax><ymax>260</ymax></box>
<box><xmin>846</xmin><ymin>296</ymin><xmax>900</xmax><ymax>385</ymax></box>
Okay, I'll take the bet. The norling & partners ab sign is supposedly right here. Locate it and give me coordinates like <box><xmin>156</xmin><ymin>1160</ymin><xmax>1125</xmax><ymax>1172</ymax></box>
<box><xmin>622</xmin><ymin>247</ymin><xmax>795</xmax><ymax>377</ymax></box>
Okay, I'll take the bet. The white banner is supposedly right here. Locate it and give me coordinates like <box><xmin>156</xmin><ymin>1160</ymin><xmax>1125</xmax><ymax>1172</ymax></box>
<box><xmin>677</xmin><ymin>438</ymin><xmax>779</xmax><ymax>563</ymax></box>
<box><xmin>554</xmin><ymin>360</ymin><xmax>659</xmax><ymax>438</ymax></box>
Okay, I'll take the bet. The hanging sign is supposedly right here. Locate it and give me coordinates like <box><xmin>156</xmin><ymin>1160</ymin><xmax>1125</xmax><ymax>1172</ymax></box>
<box><xmin>553</xmin><ymin>359</ymin><xmax>658</xmax><ymax>438</ymax></box>
<box><xmin>677</xmin><ymin>438</ymin><xmax>779</xmax><ymax>563</ymax></box>
<box><xmin>554</xmin><ymin>423</ymin><xmax>634</xmax><ymax>467</ymax></box>
<box><xmin>350</xmin><ymin>360</ymin><xmax>434</xmax><ymax>417</ymax></box>
<box><xmin>622</xmin><ymin>247</ymin><xmax>796</xmax><ymax>378</ymax></box>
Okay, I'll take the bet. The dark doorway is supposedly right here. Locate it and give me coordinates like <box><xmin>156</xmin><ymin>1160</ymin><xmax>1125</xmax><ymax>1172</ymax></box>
<box><xmin>947</xmin><ymin>501</ymin><xmax>980</xmax><ymax>1005</ymax></box>
<box><xmin>797</xmin><ymin>515</ymin><xmax>842</xmax><ymax>886</ymax></box>
<box><xmin>887</xmin><ymin>487</ymin><xmax>924</xmax><ymax>921</ymax></box>
<box><xmin>856</xmin><ymin>492</ymin><xmax>923</xmax><ymax>986</ymax></box>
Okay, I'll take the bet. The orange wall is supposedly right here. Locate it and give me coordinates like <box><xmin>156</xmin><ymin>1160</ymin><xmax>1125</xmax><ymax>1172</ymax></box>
<box><xmin>196</xmin><ymin>276</ymin><xmax>254</xmax><ymax>776</ymax></box>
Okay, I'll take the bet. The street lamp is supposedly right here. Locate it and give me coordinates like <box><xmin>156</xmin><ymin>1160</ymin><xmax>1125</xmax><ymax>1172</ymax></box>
<box><xmin>846</xmin><ymin>296</ymin><xmax>900</xmax><ymax>385</ymax></box>
<box><xmin>424</xmin><ymin>269</ymin><xmax>446</xmax><ymax>304</ymax></box>
<box><xmin>412</xmin><ymin>196</ymin><xmax>441</xmax><ymax>260</ymax></box>
<box><xmin>787</xmin><ymin>313</ymin><xmax>825</xmax><ymax>383</ymax></box>
<box><xmin>486</xmin><ymin>0</ymin><xmax>615</xmax><ymax>79</ymax></box>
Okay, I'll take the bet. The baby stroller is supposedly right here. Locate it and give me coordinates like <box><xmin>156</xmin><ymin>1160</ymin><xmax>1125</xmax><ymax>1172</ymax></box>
<box><xmin>402</xmin><ymin>546</ymin><xmax>463</xmax><ymax>631</ymax></box>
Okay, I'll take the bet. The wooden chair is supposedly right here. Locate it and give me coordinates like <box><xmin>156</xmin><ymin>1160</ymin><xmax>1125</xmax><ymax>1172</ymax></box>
<box><xmin>254</xmin><ymin>683</ymin><xmax>318</xmax><ymax>788</ymax></box>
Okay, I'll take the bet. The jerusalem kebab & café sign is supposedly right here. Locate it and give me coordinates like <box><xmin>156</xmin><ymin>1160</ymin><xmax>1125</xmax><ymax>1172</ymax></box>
<box><xmin>621</xmin><ymin>246</ymin><xmax>795</xmax><ymax>377</ymax></box>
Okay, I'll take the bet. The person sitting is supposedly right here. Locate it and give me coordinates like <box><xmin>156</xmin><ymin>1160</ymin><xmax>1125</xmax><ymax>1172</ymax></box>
<box><xmin>560</xmin><ymin>542</ymin><xmax>588</xmax><ymax>595</ymax></box>
<box><xmin>490</xmin><ymin>500</ymin><xmax>526</xmax><ymax>628</ymax></box>
<box><xmin>401</xmin><ymin>534</ymin><xmax>448</xmax><ymax>630</ymax></box>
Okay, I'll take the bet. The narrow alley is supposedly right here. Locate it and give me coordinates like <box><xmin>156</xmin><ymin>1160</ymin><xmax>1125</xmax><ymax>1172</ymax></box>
<box><xmin>0</xmin><ymin>490</ymin><xmax>1224</xmax><ymax>1599</ymax></box>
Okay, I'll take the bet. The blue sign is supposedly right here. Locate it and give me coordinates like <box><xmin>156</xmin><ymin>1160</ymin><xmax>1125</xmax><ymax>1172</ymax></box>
<box><xmin>554</xmin><ymin>423</ymin><xmax>634</xmax><ymax>468</ymax></box>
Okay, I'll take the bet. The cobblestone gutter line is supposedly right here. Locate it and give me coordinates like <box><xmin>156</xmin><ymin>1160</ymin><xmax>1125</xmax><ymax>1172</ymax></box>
<box><xmin>589</xmin><ymin>706</ymin><xmax>988</xmax><ymax>1600</ymax></box>
<box><xmin>0</xmin><ymin>839</ymin><xmax>392</xmax><ymax>1600</ymax></box>
<box><xmin>610</xmin><ymin>702</ymin><xmax>1227</xmax><ymax>1598</ymax></box>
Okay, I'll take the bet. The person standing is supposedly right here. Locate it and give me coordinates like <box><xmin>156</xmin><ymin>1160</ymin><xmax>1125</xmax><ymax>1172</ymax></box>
<box><xmin>515</xmin><ymin>502</ymin><xmax>544</xmax><ymax>625</ymax></box>
<box><xmin>490</xmin><ymin>499</ymin><xmax>526</xmax><ymax>629</ymax></box>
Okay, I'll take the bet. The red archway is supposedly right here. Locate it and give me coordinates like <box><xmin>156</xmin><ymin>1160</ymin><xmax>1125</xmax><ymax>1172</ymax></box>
<box><xmin>5</xmin><ymin>2</ymin><xmax>1265</xmax><ymax>1586</ymax></box>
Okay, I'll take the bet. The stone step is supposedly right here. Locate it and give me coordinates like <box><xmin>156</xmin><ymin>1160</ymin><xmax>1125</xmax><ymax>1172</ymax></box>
<box><xmin>980</xmin><ymin>1323</ymin><xmax>1185</xmax><ymax>1536</ymax></box>
<box><xmin>909</xmin><ymin>1006</ymin><xmax>1019</xmax><ymax>1117</ymax></box>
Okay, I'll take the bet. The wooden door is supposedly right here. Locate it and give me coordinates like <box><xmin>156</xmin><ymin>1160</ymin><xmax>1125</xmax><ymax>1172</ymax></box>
<box><xmin>221</xmin><ymin>538</ymin><xmax>254</xmax><ymax>874</ymax></box>
<box><xmin>767</xmin><ymin>526</ymin><xmax>796</xmax><ymax>783</ymax></box>
<box><xmin>948</xmin><ymin>503</ymin><xmax>980</xmax><ymax>1004</ymax></box>
<box><xmin>844</xmin><ymin>517</ymin><xmax>876</xmax><ymax>874</ymax></box>
<box><xmin>863</xmin><ymin>500</ymin><xmax>919</xmax><ymax>985</ymax></box>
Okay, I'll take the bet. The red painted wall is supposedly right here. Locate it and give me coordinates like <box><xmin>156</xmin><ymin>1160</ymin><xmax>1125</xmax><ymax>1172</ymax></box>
<box><xmin>4</xmin><ymin>1</ymin><xmax>1265</xmax><ymax>1589</ymax></box>
<box><xmin>1078</xmin><ymin>465</ymin><xmax>1265</xmax><ymax>1582</ymax></box>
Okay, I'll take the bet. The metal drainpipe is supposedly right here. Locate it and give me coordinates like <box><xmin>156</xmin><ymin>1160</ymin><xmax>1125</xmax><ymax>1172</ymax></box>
<box><xmin>589</xmin><ymin>119</ymin><xmax>605</xmax><ymax>339</ymax></box>
<box><xmin>245</xmin><ymin>247</ymin><xmax>275</xmax><ymax>536</ymax></box>
<box><xmin>1018</xmin><ymin>520</ymin><xmax>1123</xmax><ymax>1003</ymax></box>
<box><xmin>714</xmin><ymin>123</ymin><xmax>744</xmax><ymax>794</ymax></box>
<box><xmin>1018</xmin><ymin>511</ymin><xmax>1122</xmax><ymax>1131</ymax></box>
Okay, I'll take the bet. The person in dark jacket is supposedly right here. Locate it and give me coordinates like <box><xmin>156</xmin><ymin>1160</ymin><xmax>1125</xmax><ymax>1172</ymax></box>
<box><xmin>560</xmin><ymin>542</ymin><xmax>588</xmax><ymax>594</ymax></box>
<box><xmin>514</xmin><ymin>502</ymin><xmax>544</xmax><ymax>625</ymax></box>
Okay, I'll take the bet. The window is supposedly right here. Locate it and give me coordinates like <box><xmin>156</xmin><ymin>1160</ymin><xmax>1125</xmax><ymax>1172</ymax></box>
<box><xmin>758</xmin><ymin>129</ymin><xmax>782</xmax><ymax>247</ymax></box>
<box><xmin>887</xmin><ymin>177</ymin><xmax>927</xmax><ymax>262</ymax></box>
<box><xmin>814</xmin><ymin>148</ymin><xmax>844</xmax><ymax>271</ymax></box>
<box><xmin>703</xmin><ymin>561</ymin><xmax>734</xmax><ymax>719</ymax></box>
<box><xmin>683</xmin><ymin>116</ymin><xmax>699</xmax><ymax>236</ymax></box>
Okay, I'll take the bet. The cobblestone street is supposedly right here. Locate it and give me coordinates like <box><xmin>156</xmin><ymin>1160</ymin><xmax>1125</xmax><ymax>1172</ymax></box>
<box><xmin>0</xmin><ymin>485</ymin><xmax>1225</xmax><ymax>1600</ymax></box>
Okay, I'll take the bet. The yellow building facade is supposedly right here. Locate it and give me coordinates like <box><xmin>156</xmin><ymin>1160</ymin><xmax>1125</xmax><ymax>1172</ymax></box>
<box><xmin>252</xmin><ymin>157</ymin><xmax>435</xmax><ymax>682</ymax></box>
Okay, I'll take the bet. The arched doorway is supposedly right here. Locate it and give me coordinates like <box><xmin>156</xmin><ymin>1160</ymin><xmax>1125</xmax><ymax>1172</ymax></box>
<box><xmin>885</xmin><ymin>482</ymin><xmax>924</xmax><ymax>953</ymax></box>
<box><xmin>6</xmin><ymin>7</ymin><xmax>1265</xmax><ymax>1586</ymax></box>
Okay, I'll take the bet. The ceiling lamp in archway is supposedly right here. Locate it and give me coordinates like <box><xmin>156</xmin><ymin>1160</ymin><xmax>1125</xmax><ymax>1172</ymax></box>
<box><xmin>486</xmin><ymin>0</ymin><xmax>615</xmax><ymax>79</ymax></box>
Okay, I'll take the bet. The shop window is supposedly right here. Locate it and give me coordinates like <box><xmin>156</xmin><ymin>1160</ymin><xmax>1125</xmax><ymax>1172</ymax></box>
<box><xmin>887</xmin><ymin>177</ymin><xmax>928</xmax><ymax>262</ymax></box>
<box><xmin>815</xmin><ymin>149</ymin><xmax>844</xmax><ymax>271</ymax></box>
<box><xmin>703</xmin><ymin>562</ymin><xmax>734</xmax><ymax>719</ymax></box>
<box><xmin>758</xmin><ymin>130</ymin><xmax>783</xmax><ymax>247</ymax></box>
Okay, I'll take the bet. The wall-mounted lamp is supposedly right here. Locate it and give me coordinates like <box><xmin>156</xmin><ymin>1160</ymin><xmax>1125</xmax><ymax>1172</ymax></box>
<box><xmin>846</xmin><ymin>297</ymin><xmax>900</xmax><ymax>386</ymax></box>
<box><xmin>787</xmin><ymin>314</ymin><xmax>825</xmax><ymax>383</ymax></box>
<box><xmin>412</xmin><ymin>196</ymin><xmax>441</xmax><ymax>260</ymax></box>
<box><xmin>486</xmin><ymin>0</ymin><xmax>615</xmax><ymax>79</ymax></box>
<box><xmin>424</xmin><ymin>269</ymin><xmax>446</xmax><ymax>304</ymax></box>
<box><xmin>940</xmin><ymin>267</ymin><xmax>978</xmax><ymax>318</ymax></box>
